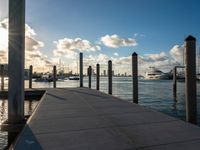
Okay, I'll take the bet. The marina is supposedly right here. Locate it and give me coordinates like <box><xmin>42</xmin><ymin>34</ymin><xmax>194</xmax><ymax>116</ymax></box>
<box><xmin>1</xmin><ymin>0</ymin><xmax>200</xmax><ymax>149</ymax></box>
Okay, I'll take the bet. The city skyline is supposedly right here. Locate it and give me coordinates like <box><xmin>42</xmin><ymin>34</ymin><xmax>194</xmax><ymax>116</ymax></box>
<box><xmin>0</xmin><ymin>0</ymin><xmax>200</xmax><ymax>75</ymax></box>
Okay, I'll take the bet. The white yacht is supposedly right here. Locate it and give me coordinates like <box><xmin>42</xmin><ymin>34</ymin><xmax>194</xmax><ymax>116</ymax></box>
<box><xmin>145</xmin><ymin>67</ymin><xmax>168</xmax><ymax>80</ymax></box>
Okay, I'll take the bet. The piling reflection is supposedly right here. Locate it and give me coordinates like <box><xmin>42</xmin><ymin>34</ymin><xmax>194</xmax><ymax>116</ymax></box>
<box><xmin>0</xmin><ymin>100</ymin><xmax>39</xmax><ymax>149</ymax></box>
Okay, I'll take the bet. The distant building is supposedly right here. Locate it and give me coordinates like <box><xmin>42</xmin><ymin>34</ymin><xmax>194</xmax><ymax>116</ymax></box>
<box><xmin>112</xmin><ymin>70</ymin><xmax>114</xmax><ymax>76</ymax></box>
<box><xmin>103</xmin><ymin>70</ymin><xmax>106</xmax><ymax>76</ymax></box>
<box><xmin>0</xmin><ymin>64</ymin><xmax>8</xmax><ymax>76</ymax></box>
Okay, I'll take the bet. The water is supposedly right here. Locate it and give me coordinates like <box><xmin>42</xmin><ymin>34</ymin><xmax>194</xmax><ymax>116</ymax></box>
<box><xmin>0</xmin><ymin>100</ymin><xmax>39</xmax><ymax>149</ymax></box>
<box><xmin>0</xmin><ymin>77</ymin><xmax>200</xmax><ymax>149</ymax></box>
<box><xmin>27</xmin><ymin>77</ymin><xmax>200</xmax><ymax>124</ymax></box>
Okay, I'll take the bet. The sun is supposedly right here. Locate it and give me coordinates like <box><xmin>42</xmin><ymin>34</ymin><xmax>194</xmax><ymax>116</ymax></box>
<box><xmin>0</xmin><ymin>28</ymin><xmax>8</xmax><ymax>49</ymax></box>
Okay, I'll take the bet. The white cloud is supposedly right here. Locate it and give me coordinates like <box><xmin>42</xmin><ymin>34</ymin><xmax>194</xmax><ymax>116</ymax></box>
<box><xmin>100</xmin><ymin>34</ymin><xmax>137</xmax><ymax>48</ymax></box>
<box><xmin>84</xmin><ymin>53</ymin><xmax>109</xmax><ymax>66</ymax></box>
<box><xmin>53</xmin><ymin>37</ymin><xmax>101</xmax><ymax>57</ymax></box>
<box><xmin>169</xmin><ymin>45</ymin><xmax>184</xmax><ymax>64</ymax></box>
<box><xmin>114</xmin><ymin>52</ymin><xmax>119</xmax><ymax>56</ymax></box>
<box><xmin>0</xmin><ymin>18</ymin><xmax>53</xmax><ymax>70</ymax></box>
<box><xmin>143</xmin><ymin>52</ymin><xmax>168</xmax><ymax>62</ymax></box>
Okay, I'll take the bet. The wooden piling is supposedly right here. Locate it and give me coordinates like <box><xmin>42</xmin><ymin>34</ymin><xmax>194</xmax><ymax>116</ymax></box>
<box><xmin>132</xmin><ymin>52</ymin><xmax>138</xmax><ymax>104</ymax></box>
<box><xmin>1</xmin><ymin>65</ymin><xmax>4</xmax><ymax>91</ymax></box>
<box><xmin>173</xmin><ymin>67</ymin><xmax>177</xmax><ymax>98</ymax></box>
<box><xmin>79</xmin><ymin>53</ymin><xmax>83</xmax><ymax>87</ymax></box>
<box><xmin>185</xmin><ymin>35</ymin><xmax>197</xmax><ymax>124</ymax></box>
<box><xmin>88</xmin><ymin>66</ymin><xmax>92</xmax><ymax>88</ymax></box>
<box><xmin>29</xmin><ymin>65</ymin><xmax>33</xmax><ymax>88</ymax></box>
<box><xmin>108</xmin><ymin>60</ymin><xmax>112</xmax><ymax>95</ymax></box>
<box><xmin>96</xmin><ymin>64</ymin><xmax>100</xmax><ymax>90</ymax></box>
<box><xmin>8</xmin><ymin>0</ymin><xmax>25</xmax><ymax>124</ymax></box>
<box><xmin>53</xmin><ymin>66</ymin><xmax>57</xmax><ymax>88</ymax></box>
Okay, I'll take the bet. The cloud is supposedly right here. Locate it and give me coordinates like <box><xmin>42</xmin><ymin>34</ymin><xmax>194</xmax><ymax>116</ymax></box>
<box><xmin>53</xmin><ymin>37</ymin><xmax>101</xmax><ymax>57</ymax></box>
<box><xmin>169</xmin><ymin>45</ymin><xmax>184</xmax><ymax>64</ymax></box>
<box><xmin>0</xmin><ymin>18</ymin><xmax>53</xmax><ymax>70</ymax></box>
<box><xmin>143</xmin><ymin>52</ymin><xmax>168</xmax><ymax>62</ymax></box>
<box><xmin>114</xmin><ymin>52</ymin><xmax>119</xmax><ymax>56</ymax></box>
<box><xmin>100</xmin><ymin>34</ymin><xmax>137</xmax><ymax>48</ymax></box>
<box><xmin>84</xmin><ymin>53</ymin><xmax>109</xmax><ymax>66</ymax></box>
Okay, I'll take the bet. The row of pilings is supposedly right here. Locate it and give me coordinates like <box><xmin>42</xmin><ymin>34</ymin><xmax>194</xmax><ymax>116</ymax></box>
<box><xmin>4</xmin><ymin>36</ymin><xmax>198</xmax><ymax>125</ymax></box>
<box><xmin>24</xmin><ymin>52</ymin><xmax>138</xmax><ymax>103</ymax></box>
<box><xmin>25</xmin><ymin>37</ymin><xmax>197</xmax><ymax>125</ymax></box>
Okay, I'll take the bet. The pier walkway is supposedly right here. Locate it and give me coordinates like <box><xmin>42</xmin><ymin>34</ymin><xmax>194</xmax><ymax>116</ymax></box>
<box><xmin>12</xmin><ymin>88</ymin><xmax>200</xmax><ymax>150</ymax></box>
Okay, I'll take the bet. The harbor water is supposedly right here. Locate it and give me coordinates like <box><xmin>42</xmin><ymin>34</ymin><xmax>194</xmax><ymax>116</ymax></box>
<box><xmin>0</xmin><ymin>77</ymin><xmax>200</xmax><ymax>149</ymax></box>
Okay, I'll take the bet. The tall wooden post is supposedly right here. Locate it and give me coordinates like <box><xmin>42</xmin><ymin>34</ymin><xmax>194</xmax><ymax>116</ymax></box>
<box><xmin>173</xmin><ymin>67</ymin><xmax>177</xmax><ymax>98</ymax></box>
<box><xmin>79</xmin><ymin>53</ymin><xmax>83</xmax><ymax>87</ymax></box>
<box><xmin>88</xmin><ymin>66</ymin><xmax>92</xmax><ymax>88</ymax></box>
<box><xmin>108</xmin><ymin>60</ymin><xmax>112</xmax><ymax>95</ymax></box>
<box><xmin>185</xmin><ymin>35</ymin><xmax>197</xmax><ymax>124</ymax></box>
<box><xmin>8</xmin><ymin>0</ymin><xmax>25</xmax><ymax>124</ymax></box>
<box><xmin>132</xmin><ymin>52</ymin><xmax>138</xmax><ymax>104</ymax></box>
<box><xmin>96</xmin><ymin>64</ymin><xmax>100</xmax><ymax>90</ymax></box>
<box><xmin>29</xmin><ymin>65</ymin><xmax>33</xmax><ymax>88</ymax></box>
<box><xmin>1</xmin><ymin>65</ymin><xmax>4</xmax><ymax>91</ymax></box>
<box><xmin>53</xmin><ymin>66</ymin><xmax>57</xmax><ymax>88</ymax></box>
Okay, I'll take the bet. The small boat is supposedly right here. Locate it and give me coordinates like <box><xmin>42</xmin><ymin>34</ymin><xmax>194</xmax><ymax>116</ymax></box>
<box><xmin>35</xmin><ymin>74</ymin><xmax>53</xmax><ymax>82</ymax></box>
<box><xmin>144</xmin><ymin>67</ymin><xmax>168</xmax><ymax>80</ymax></box>
<box><xmin>69</xmin><ymin>76</ymin><xmax>79</xmax><ymax>80</ymax></box>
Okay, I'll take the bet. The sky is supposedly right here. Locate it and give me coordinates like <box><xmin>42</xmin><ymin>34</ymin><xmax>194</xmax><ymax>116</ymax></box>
<box><xmin>0</xmin><ymin>0</ymin><xmax>200</xmax><ymax>75</ymax></box>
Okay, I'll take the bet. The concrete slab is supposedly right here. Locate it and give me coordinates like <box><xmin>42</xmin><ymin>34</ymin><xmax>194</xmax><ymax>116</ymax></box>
<box><xmin>12</xmin><ymin>88</ymin><xmax>200</xmax><ymax>150</ymax></box>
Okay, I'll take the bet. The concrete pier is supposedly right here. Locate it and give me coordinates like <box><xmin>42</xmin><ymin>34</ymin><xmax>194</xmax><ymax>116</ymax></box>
<box><xmin>185</xmin><ymin>35</ymin><xmax>197</xmax><ymax>124</ymax></box>
<box><xmin>132</xmin><ymin>52</ymin><xmax>138</xmax><ymax>104</ymax></box>
<box><xmin>12</xmin><ymin>88</ymin><xmax>200</xmax><ymax>150</ymax></box>
<box><xmin>108</xmin><ymin>60</ymin><xmax>112</xmax><ymax>95</ymax></box>
<box><xmin>96</xmin><ymin>64</ymin><xmax>100</xmax><ymax>90</ymax></box>
<box><xmin>79</xmin><ymin>53</ymin><xmax>83</xmax><ymax>87</ymax></box>
<box><xmin>8</xmin><ymin>0</ymin><xmax>25</xmax><ymax>124</ymax></box>
<box><xmin>29</xmin><ymin>65</ymin><xmax>33</xmax><ymax>89</ymax></box>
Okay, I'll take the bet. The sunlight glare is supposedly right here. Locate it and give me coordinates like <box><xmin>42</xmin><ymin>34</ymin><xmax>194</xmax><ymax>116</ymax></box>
<box><xmin>0</xmin><ymin>28</ymin><xmax>8</xmax><ymax>49</ymax></box>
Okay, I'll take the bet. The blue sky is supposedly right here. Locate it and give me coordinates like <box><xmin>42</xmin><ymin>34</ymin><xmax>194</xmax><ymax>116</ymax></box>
<box><xmin>0</xmin><ymin>0</ymin><xmax>200</xmax><ymax>74</ymax></box>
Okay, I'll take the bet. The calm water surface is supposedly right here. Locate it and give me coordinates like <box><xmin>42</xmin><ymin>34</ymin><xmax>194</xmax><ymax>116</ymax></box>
<box><xmin>0</xmin><ymin>77</ymin><xmax>200</xmax><ymax>149</ymax></box>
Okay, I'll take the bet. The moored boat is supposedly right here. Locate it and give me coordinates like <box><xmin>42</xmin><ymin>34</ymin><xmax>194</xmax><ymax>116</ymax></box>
<box><xmin>144</xmin><ymin>67</ymin><xmax>169</xmax><ymax>80</ymax></box>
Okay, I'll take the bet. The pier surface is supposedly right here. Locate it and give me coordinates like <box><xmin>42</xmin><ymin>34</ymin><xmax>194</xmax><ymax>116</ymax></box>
<box><xmin>13</xmin><ymin>88</ymin><xmax>200</xmax><ymax>150</ymax></box>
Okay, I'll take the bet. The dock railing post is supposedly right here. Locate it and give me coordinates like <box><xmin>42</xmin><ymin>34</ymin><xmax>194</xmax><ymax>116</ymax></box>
<box><xmin>53</xmin><ymin>66</ymin><xmax>57</xmax><ymax>88</ymax></box>
<box><xmin>108</xmin><ymin>60</ymin><xmax>112</xmax><ymax>95</ymax></box>
<box><xmin>29</xmin><ymin>65</ymin><xmax>33</xmax><ymax>88</ymax></box>
<box><xmin>79</xmin><ymin>53</ymin><xmax>83</xmax><ymax>87</ymax></box>
<box><xmin>96</xmin><ymin>64</ymin><xmax>100</xmax><ymax>90</ymax></box>
<box><xmin>132</xmin><ymin>52</ymin><xmax>138</xmax><ymax>104</ymax></box>
<box><xmin>173</xmin><ymin>67</ymin><xmax>177</xmax><ymax>98</ymax></box>
<box><xmin>8</xmin><ymin>0</ymin><xmax>25</xmax><ymax>124</ymax></box>
<box><xmin>185</xmin><ymin>35</ymin><xmax>197</xmax><ymax>124</ymax></box>
<box><xmin>1</xmin><ymin>65</ymin><xmax>4</xmax><ymax>91</ymax></box>
<box><xmin>88</xmin><ymin>66</ymin><xmax>92</xmax><ymax>88</ymax></box>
